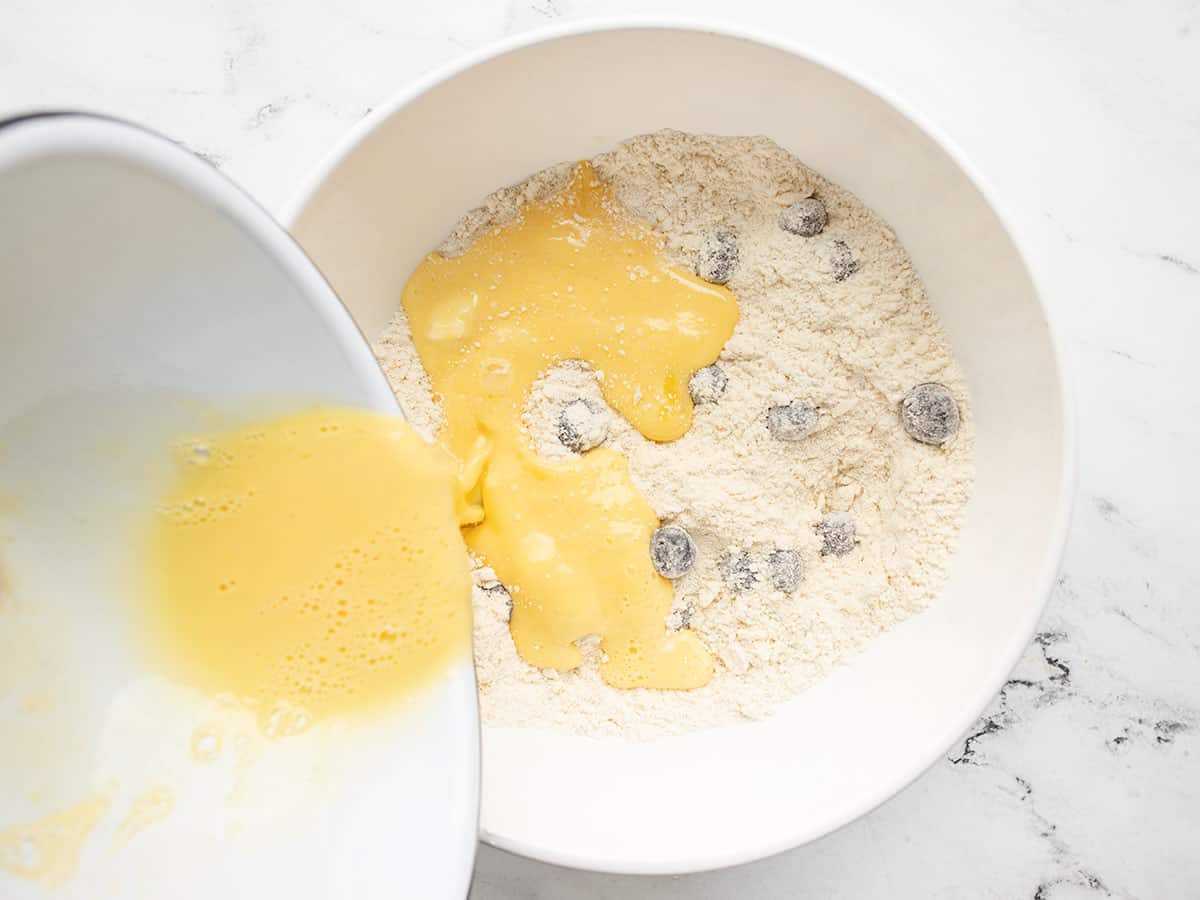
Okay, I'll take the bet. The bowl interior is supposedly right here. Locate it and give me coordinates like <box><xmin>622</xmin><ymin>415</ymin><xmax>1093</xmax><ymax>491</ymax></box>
<box><xmin>289</xmin><ymin>26</ymin><xmax>1069</xmax><ymax>874</ymax></box>
<box><xmin>0</xmin><ymin>116</ymin><xmax>477</xmax><ymax>898</ymax></box>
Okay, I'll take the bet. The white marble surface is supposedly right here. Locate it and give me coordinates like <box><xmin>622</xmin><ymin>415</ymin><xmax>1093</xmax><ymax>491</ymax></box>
<box><xmin>2</xmin><ymin>1</ymin><xmax>1197</xmax><ymax>896</ymax></box>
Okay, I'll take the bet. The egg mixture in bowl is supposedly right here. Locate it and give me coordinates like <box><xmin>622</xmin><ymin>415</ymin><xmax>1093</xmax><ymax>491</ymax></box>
<box><xmin>378</xmin><ymin>132</ymin><xmax>973</xmax><ymax>736</ymax></box>
<box><xmin>287</xmin><ymin>24</ymin><xmax>1071</xmax><ymax>873</ymax></box>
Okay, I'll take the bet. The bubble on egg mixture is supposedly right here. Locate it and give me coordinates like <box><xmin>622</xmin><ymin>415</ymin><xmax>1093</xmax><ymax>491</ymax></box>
<box><xmin>235</xmin><ymin>526</ymin><xmax>463</xmax><ymax>718</ymax></box>
<box><xmin>189</xmin><ymin>726</ymin><xmax>223</xmax><ymax>764</ymax></box>
<box><xmin>261</xmin><ymin>703</ymin><xmax>312</xmax><ymax>740</ymax></box>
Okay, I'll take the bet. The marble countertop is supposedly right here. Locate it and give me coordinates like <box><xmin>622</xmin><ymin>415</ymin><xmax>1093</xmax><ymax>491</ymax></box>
<box><xmin>2</xmin><ymin>1</ymin><xmax>1197</xmax><ymax>896</ymax></box>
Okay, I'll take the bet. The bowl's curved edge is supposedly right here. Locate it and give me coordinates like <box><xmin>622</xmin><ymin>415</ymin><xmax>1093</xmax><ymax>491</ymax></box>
<box><xmin>0</xmin><ymin>111</ymin><xmax>482</xmax><ymax>894</ymax></box>
<box><xmin>281</xmin><ymin>17</ymin><xmax>1077</xmax><ymax>876</ymax></box>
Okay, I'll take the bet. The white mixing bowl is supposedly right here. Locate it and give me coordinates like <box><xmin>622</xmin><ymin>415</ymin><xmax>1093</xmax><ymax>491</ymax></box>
<box><xmin>286</xmin><ymin>22</ymin><xmax>1074</xmax><ymax>874</ymax></box>
<box><xmin>0</xmin><ymin>114</ymin><xmax>478</xmax><ymax>899</ymax></box>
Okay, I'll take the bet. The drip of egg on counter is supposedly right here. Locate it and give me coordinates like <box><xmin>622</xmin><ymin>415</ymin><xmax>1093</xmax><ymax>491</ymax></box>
<box><xmin>402</xmin><ymin>163</ymin><xmax>738</xmax><ymax>690</ymax></box>
<box><xmin>140</xmin><ymin>409</ymin><xmax>473</xmax><ymax>723</ymax></box>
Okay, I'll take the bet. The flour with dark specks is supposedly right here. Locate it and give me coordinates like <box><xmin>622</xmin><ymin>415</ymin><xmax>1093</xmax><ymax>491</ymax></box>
<box><xmin>377</xmin><ymin>130</ymin><xmax>975</xmax><ymax>737</ymax></box>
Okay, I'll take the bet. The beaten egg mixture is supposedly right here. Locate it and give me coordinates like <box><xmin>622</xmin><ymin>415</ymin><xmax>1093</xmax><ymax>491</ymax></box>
<box><xmin>141</xmin><ymin>409</ymin><xmax>473</xmax><ymax>721</ymax></box>
<box><xmin>141</xmin><ymin>163</ymin><xmax>737</xmax><ymax>720</ymax></box>
<box><xmin>401</xmin><ymin>164</ymin><xmax>737</xmax><ymax>689</ymax></box>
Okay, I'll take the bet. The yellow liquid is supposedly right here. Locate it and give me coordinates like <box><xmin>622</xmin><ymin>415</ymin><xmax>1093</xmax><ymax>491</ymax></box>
<box><xmin>113</xmin><ymin>785</ymin><xmax>175</xmax><ymax>848</ymax></box>
<box><xmin>142</xmin><ymin>409</ymin><xmax>472</xmax><ymax>721</ymax></box>
<box><xmin>402</xmin><ymin>164</ymin><xmax>738</xmax><ymax>689</ymax></box>
<box><xmin>0</xmin><ymin>792</ymin><xmax>111</xmax><ymax>887</ymax></box>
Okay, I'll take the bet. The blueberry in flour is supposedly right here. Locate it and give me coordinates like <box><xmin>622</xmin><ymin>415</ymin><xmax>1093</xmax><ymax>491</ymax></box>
<box><xmin>901</xmin><ymin>383</ymin><xmax>961</xmax><ymax>445</ymax></box>
<box><xmin>766</xmin><ymin>401</ymin><xmax>818</xmax><ymax>442</ymax></box>
<box><xmin>719</xmin><ymin>550</ymin><xmax>757</xmax><ymax>593</ymax></box>
<box><xmin>766</xmin><ymin>548</ymin><xmax>803</xmax><ymax>593</ymax></box>
<box><xmin>779</xmin><ymin>197</ymin><xmax>827</xmax><ymax>237</ymax></box>
<box><xmin>816</xmin><ymin>513</ymin><xmax>857</xmax><ymax>556</ymax></box>
<box><xmin>480</xmin><ymin>580</ymin><xmax>513</xmax><ymax>623</ymax></box>
<box><xmin>650</xmin><ymin>524</ymin><xmax>696</xmax><ymax>579</ymax></box>
<box><xmin>695</xmin><ymin>230</ymin><xmax>739</xmax><ymax>284</ymax></box>
<box><xmin>667</xmin><ymin>604</ymin><xmax>694</xmax><ymax>631</ymax></box>
<box><xmin>379</xmin><ymin>131</ymin><xmax>978</xmax><ymax>733</ymax></box>
<box><xmin>688</xmin><ymin>364</ymin><xmax>728</xmax><ymax>405</ymax></box>
<box><xmin>829</xmin><ymin>239</ymin><xmax>859</xmax><ymax>282</ymax></box>
<box><xmin>556</xmin><ymin>398</ymin><xmax>608</xmax><ymax>453</ymax></box>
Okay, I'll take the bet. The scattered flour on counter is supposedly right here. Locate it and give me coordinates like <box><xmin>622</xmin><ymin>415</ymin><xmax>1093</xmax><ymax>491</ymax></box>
<box><xmin>375</xmin><ymin>130</ymin><xmax>974</xmax><ymax>739</ymax></box>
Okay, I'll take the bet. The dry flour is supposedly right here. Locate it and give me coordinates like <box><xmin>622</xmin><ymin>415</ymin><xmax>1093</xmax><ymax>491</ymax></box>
<box><xmin>375</xmin><ymin>131</ymin><xmax>974</xmax><ymax>738</ymax></box>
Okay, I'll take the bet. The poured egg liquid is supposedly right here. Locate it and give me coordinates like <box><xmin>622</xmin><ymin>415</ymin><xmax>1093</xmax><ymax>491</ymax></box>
<box><xmin>139</xmin><ymin>408</ymin><xmax>473</xmax><ymax>723</ymax></box>
<box><xmin>401</xmin><ymin>163</ymin><xmax>738</xmax><ymax>689</ymax></box>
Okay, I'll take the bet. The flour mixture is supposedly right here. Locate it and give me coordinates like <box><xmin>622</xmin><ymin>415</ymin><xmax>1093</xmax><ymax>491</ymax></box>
<box><xmin>375</xmin><ymin>131</ymin><xmax>974</xmax><ymax>737</ymax></box>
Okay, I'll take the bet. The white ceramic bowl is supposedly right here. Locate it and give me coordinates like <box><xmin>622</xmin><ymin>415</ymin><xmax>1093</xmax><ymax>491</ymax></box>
<box><xmin>0</xmin><ymin>114</ymin><xmax>477</xmax><ymax>899</ymax></box>
<box><xmin>286</xmin><ymin>22</ymin><xmax>1074</xmax><ymax>875</ymax></box>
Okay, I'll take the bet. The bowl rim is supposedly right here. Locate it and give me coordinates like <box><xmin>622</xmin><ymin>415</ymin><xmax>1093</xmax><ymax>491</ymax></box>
<box><xmin>281</xmin><ymin>16</ymin><xmax>1078</xmax><ymax>874</ymax></box>
<box><xmin>0</xmin><ymin>111</ymin><xmax>482</xmax><ymax>892</ymax></box>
